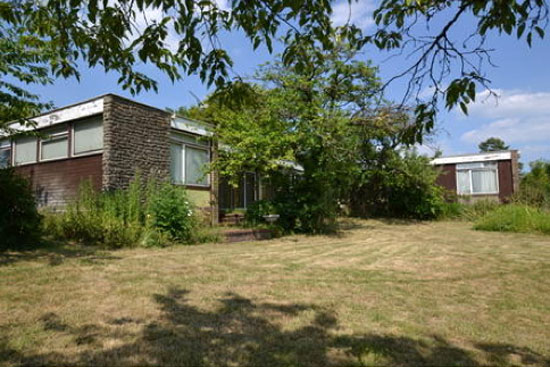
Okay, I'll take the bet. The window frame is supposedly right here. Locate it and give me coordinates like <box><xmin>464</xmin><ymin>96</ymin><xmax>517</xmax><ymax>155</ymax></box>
<box><xmin>219</xmin><ymin>172</ymin><xmax>259</xmax><ymax>210</ymax></box>
<box><xmin>0</xmin><ymin>139</ymin><xmax>12</xmax><ymax>168</ymax></box>
<box><xmin>456</xmin><ymin>162</ymin><xmax>500</xmax><ymax>195</ymax></box>
<box><xmin>170</xmin><ymin>132</ymin><xmax>211</xmax><ymax>188</ymax></box>
<box><xmin>72</xmin><ymin>116</ymin><xmax>104</xmax><ymax>157</ymax></box>
<box><xmin>39</xmin><ymin>126</ymin><xmax>69</xmax><ymax>162</ymax></box>
<box><xmin>13</xmin><ymin>135</ymin><xmax>38</xmax><ymax>166</ymax></box>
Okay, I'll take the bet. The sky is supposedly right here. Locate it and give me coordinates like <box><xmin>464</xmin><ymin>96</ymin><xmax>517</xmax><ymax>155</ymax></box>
<box><xmin>22</xmin><ymin>0</ymin><xmax>550</xmax><ymax>167</ymax></box>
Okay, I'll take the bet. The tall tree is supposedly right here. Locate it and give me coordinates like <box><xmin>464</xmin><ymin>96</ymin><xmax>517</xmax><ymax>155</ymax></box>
<box><xmin>479</xmin><ymin>137</ymin><xmax>510</xmax><ymax>152</ymax></box>
<box><xmin>202</xmin><ymin>40</ymin><xmax>381</xmax><ymax>232</ymax></box>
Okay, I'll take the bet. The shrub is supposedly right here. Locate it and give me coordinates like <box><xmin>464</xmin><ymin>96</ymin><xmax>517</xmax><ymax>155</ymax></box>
<box><xmin>351</xmin><ymin>150</ymin><xmax>447</xmax><ymax>220</ymax></box>
<box><xmin>244</xmin><ymin>200</ymin><xmax>277</xmax><ymax>226</ymax></box>
<box><xmin>438</xmin><ymin>201</ymin><xmax>464</xmax><ymax>220</ymax></box>
<box><xmin>45</xmin><ymin>177</ymin><xmax>199</xmax><ymax>248</ymax></box>
<box><xmin>146</xmin><ymin>183</ymin><xmax>195</xmax><ymax>243</ymax></box>
<box><xmin>513</xmin><ymin>160</ymin><xmax>550</xmax><ymax>209</ymax></box>
<box><xmin>474</xmin><ymin>204</ymin><xmax>550</xmax><ymax>235</ymax></box>
<box><xmin>0</xmin><ymin>168</ymin><xmax>42</xmax><ymax>249</ymax></box>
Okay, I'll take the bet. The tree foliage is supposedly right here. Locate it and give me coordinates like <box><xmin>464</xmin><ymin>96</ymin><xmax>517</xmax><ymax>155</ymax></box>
<box><xmin>2</xmin><ymin>0</ymin><xmax>547</xmax><ymax>139</ymax></box>
<box><xmin>0</xmin><ymin>0</ymin><xmax>359</xmax><ymax>127</ymax></box>
<box><xmin>199</xmin><ymin>41</ymin><xmax>380</xmax><ymax>232</ymax></box>
<box><xmin>369</xmin><ymin>0</ymin><xmax>548</xmax><ymax>124</ymax></box>
<box><xmin>478</xmin><ymin>137</ymin><xmax>510</xmax><ymax>152</ymax></box>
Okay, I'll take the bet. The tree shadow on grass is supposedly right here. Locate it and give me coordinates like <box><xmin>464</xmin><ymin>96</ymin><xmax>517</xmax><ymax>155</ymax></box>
<box><xmin>5</xmin><ymin>288</ymin><xmax>549</xmax><ymax>366</ymax></box>
<box><xmin>0</xmin><ymin>239</ymin><xmax>121</xmax><ymax>267</ymax></box>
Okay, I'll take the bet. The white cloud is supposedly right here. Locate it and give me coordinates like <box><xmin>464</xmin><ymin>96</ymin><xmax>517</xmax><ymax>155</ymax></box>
<box><xmin>331</xmin><ymin>0</ymin><xmax>375</xmax><ymax>30</ymax></box>
<box><xmin>460</xmin><ymin>89</ymin><xmax>550</xmax><ymax>146</ymax></box>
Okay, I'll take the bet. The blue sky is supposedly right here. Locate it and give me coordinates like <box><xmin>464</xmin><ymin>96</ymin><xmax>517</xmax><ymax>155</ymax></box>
<box><xmin>23</xmin><ymin>0</ymin><xmax>550</xmax><ymax>167</ymax></box>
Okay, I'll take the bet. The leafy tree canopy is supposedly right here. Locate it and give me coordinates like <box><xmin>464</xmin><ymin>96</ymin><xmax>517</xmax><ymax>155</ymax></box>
<box><xmin>1</xmin><ymin>0</ymin><xmax>356</xmax><ymax>128</ymax></box>
<box><xmin>478</xmin><ymin>137</ymin><xmax>510</xmax><ymax>152</ymax></box>
<box><xmin>1</xmin><ymin>0</ymin><xmax>547</xmax><ymax>135</ymax></box>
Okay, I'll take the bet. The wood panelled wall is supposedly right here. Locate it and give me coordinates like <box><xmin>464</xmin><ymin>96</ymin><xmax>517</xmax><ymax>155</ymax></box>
<box><xmin>15</xmin><ymin>154</ymin><xmax>102</xmax><ymax>208</ymax></box>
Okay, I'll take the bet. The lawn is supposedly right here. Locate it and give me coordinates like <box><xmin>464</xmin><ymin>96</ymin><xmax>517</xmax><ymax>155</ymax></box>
<box><xmin>1</xmin><ymin>220</ymin><xmax>549</xmax><ymax>366</ymax></box>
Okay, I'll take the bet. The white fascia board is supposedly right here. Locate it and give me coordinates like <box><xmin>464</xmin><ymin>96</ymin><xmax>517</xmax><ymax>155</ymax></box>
<box><xmin>171</xmin><ymin>116</ymin><xmax>213</xmax><ymax>137</ymax></box>
<box><xmin>8</xmin><ymin>98</ymin><xmax>104</xmax><ymax>133</ymax></box>
<box><xmin>431</xmin><ymin>151</ymin><xmax>512</xmax><ymax>165</ymax></box>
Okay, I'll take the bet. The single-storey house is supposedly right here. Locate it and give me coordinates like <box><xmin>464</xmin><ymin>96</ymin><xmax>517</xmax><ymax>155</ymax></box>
<box><xmin>431</xmin><ymin>150</ymin><xmax>520</xmax><ymax>202</ymax></box>
<box><xmin>0</xmin><ymin>94</ymin><xmax>268</xmax><ymax>224</ymax></box>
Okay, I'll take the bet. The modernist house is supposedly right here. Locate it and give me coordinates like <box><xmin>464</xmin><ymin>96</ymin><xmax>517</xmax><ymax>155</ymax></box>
<box><xmin>431</xmin><ymin>150</ymin><xmax>520</xmax><ymax>202</ymax></box>
<box><xmin>0</xmin><ymin>94</ymin><xmax>264</xmax><ymax>223</ymax></box>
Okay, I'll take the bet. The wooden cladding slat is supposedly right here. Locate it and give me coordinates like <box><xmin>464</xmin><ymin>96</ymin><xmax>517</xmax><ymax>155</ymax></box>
<box><xmin>14</xmin><ymin>154</ymin><xmax>102</xmax><ymax>207</ymax></box>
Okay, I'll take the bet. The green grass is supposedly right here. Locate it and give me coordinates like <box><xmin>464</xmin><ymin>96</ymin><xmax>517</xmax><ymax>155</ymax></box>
<box><xmin>475</xmin><ymin>204</ymin><xmax>550</xmax><ymax>235</ymax></box>
<box><xmin>1</xmin><ymin>219</ymin><xmax>550</xmax><ymax>366</ymax></box>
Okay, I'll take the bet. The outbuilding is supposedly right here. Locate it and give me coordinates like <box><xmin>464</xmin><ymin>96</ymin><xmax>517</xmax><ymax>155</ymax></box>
<box><xmin>431</xmin><ymin>151</ymin><xmax>520</xmax><ymax>202</ymax></box>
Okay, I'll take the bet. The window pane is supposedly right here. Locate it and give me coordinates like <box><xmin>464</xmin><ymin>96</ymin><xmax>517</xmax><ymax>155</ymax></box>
<box><xmin>41</xmin><ymin>137</ymin><xmax>68</xmax><ymax>160</ymax></box>
<box><xmin>15</xmin><ymin>136</ymin><xmax>37</xmax><ymax>165</ymax></box>
<box><xmin>170</xmin><ymin>143</ymin><xmax>183</xmax><ymax>184</ymax></box>
<box><xmin>43</xmin><ymin>125</ymin><xmax>68</xmax><ymax>138</ymax></box>
<box><xmin>74</xmin><ymin>117</ymin><xmax>103</xmax><ymax>154</ymax></box>
<box><xmin>171</xmin><ymin>132</ymin><xmax>209</xmax><ymax>147</ymax></box>
<box><xmin>185</xmin><ymin>147</ymin><xmax>209</xmax><ymax>185</ymax></box>
<box><xmin>472</xmin><ymin>170</ymin><xmax>498</xmax><ymax>194</ymax></box>
<box><xmin>457</xmin><ymin>170</ymin><xmax>471</xmax><ymax>195</ymax></box>
<box><xmin>457</xmin><ymin>162</ymin><xmax>484</xmax><ymax>170</ymax></box>
<box><xmin>0</xmin><ymin>149</ymin><xmax>10</xmax><ymax>168</ymax></box>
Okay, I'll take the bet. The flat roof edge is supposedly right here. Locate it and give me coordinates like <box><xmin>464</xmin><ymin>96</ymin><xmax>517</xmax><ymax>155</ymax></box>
<box><xmin>431</xmin><ymin>150</ymin><xmax>515</xmax><ymax>165</ymax></box>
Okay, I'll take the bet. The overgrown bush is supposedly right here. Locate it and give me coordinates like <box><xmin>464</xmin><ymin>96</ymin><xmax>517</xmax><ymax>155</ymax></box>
<box><xmin>244</xmin><ymin>200</ymin><xmax>277</xmax><ymax>226</ymax></box>
<box><xmin>474</xmin><ymin>204</ymin><xmax>550</xmax><ymax>235</ymax></box>
<box><xmin>0</xmin><ymin>169</ymin><xmax>42</xmax><ymax>249</ymax></box>
<box><xmin>44</xmin><ymin>177</ymin><xmax>199</xmax><ymax>248</ymax></box>
<box><xmin>351</xmin><ymin>150</ymin><xmax>447</xmax><ymax>220</ymax></box>
<box><xmin>513</xmin><ymin>160</ymin><xmax>550</xmax><ymax>209</ymax></box>
<box><xmin>147</xmin><ymin>183</ymin><xmax>195</xmax><ymax>242</ymax></box>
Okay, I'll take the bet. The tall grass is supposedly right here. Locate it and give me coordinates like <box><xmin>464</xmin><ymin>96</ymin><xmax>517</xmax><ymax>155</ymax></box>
<box><xmin>474</xmin><ymin>204</ymin><xmax>550</xmax><ymax>235</ymax></box>
<box><xmin>43</xmin><ymin>176</ymin><xmax>199</xmax><ymax>248</ymax></box>
<box><xmin>438</xmin><ymin>199</ymin><xmax>500</xmax><ymax>221</ymax></box>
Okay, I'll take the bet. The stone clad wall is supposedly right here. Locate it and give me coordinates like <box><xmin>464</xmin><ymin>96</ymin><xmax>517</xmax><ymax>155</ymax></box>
<box><xmin>102</xmin><ymin>94</ymin><xmax>171</xmax><ymax>190</ymax></box>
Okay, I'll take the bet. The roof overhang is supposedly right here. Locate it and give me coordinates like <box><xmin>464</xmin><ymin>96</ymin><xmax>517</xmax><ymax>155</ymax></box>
<box><xmin>7</xmin><ymin>97</ymin><xmax>104</xmax><ymax>133</ymax></box>
<box><xmin>171</xmin><ymin>116</ymin><xmax>213</xmax><ymax>137</ymax></box>
<box><xmin>431</xmin><ymin>151</ymin><xmax>513</xmax><ymax>165</ymax></box>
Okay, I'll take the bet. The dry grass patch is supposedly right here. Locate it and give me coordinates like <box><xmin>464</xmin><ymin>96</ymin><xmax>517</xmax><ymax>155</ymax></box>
<box><xmin>1</xmin><ymin>219</ymin><xmax>550</xmax><ymax>366</ymax></box>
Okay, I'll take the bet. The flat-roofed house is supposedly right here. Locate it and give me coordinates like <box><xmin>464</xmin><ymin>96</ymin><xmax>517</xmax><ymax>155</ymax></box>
<box><xmin>431</xmin><ymin>151</ymin><xmax>520</xmax><ymax>202</ymax></box>
<box><xmin>0</xmin><ymin>94</ymin><xmax>279</xmax><ymax>224</ymax></box>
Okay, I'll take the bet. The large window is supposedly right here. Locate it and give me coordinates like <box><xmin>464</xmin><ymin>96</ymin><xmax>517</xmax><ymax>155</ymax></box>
<box><xmin>73</xmin><ymin>117</ymin><xmax>103</xmax><ymax>155</ymax></box>
<box><xmin>41</xmin><ymin>126</ymin><xmax>68</xmax><ymax>161</ymax></box>
<box><xmin>0</xmin><ymin>139</ymin><xmax>11</xmax><ymax>168</ymax></box>
<box><xmin>170</xmin><ymin>133</ymin><xmax>210</xmax><ymax>186</ymax></box>
<box><xmin>219</xmin><ymin>173</ymin><xmax>258</xmax><ymax>210</ymax></box>
<box><xmin>456</xmin><ymin>162</ymin><xmax>499</xmax><ymax>195</ymax></box>
<box><xmin>14</xmin><ymin>136</ymin><xmax>37</xmax><ymax>165</ymax></box>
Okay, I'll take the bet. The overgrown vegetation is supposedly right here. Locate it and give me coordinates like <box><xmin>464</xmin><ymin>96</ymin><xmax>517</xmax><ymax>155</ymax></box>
<box><xmin>0</xmin><ymin>168</ymin><xmax>42</xmax><ymax>249</ymax></box>
<box><xmin>513</xmin><ymin>160</ymin><xmax>550</xmax><ymax>209</ymax></box>
<box><xmin>474</xmin><ymin>204</ymin><xmax>550</xmax><ymax>235</ymax></box>
<box><xmin>43</xmin><ymin>177</ymin><xmax>200</xmax><ymax>248</ymax></box>
<box><xmin>439</xmin><ymin>199</ymin><xmax>501</xmax><ymax>222</ymax></box>
<box><xmin>351</xmin><ymin>148</ymin><xmax>446</xmax><ymax>220</ymax></box>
